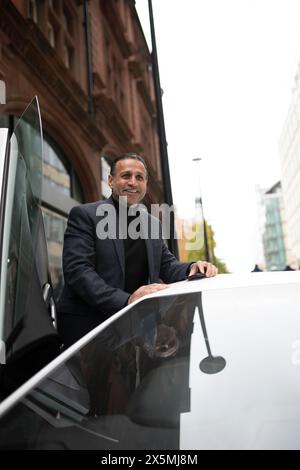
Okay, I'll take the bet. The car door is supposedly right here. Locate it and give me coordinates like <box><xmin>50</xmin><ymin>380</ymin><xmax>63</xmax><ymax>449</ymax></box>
<box><xmin>0</xmin><ymin>97</ymin><xmax>61</xmax><ymax>401</ymax></box>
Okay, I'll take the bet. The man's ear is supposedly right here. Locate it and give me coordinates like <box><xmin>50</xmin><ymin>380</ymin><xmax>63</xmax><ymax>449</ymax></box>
<box><xmin>108</xmin><ymin>174</ymin><xmax>113</xmax><ymax>188</ymax></box>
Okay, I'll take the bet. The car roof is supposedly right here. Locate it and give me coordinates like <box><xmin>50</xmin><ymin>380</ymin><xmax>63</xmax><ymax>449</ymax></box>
<box><xmin>181</xmin><ymin>276</ymin><xmax>300</xmax><ymax>449</ymax></box>
<box><xmin>147</xmin><ymin>271</ymin><xmax>300</xmax><ymax>299</ymax></box>
<box><xmin>0</xmin><ymin>271</ymin><xmax>299</xmax><ymax>422</ymax></box>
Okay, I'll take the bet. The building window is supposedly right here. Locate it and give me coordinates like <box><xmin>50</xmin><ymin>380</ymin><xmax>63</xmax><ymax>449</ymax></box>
<box><xmin>104</xmin><ymin>32</ymin><xmax>125</xmax><ymax>110</ymax></box>
<box><xmin>41</xmin><ymin>134</ymin><xmax>84</xmax><ymax>300</ymax></box>
<box><xmin>47</xmin><ymin>23</ymin><xmax>55</xmax><ymax>47</ymax></box>
<box><xmin>43</xmin><ymin>138</ymin><xmax>71</xmax><ymax>194</ymax></box>
<box><xmin>42</xmin><ymin>134</ymin><xmax>84</xmax><ymax>203</ymax></box>
<box><xmin>28</xmin><ymin>0</ymin><xmax>38</xmax><ymax>24</ymax></box>
<box><xmin>63</xmin><ymin>44</ymin><xmax>70</xmax><ymax>69</ymax></box>
<box><xmin>28</xmin><ymin>0</ymin><xmax>78</xmax><ymax>77</ymax></box>
<box><xmin>101</xmin><ymin>156</ymin><xmax>112</xmax><ymax>199</ymax></box>
<box><xmin>43</xmin><ymin>208</ymin><xmax>67</xmax><ymax>302</ymax></box>
<box><xmin>62</xmin><ymin>8</ymin><xmax>73</xmax><ymax>36</ymax></box>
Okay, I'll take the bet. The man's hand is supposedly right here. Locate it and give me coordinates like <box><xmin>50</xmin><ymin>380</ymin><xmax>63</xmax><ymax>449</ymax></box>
<box><xmin>189</xmin><ymin>261</ymin><xmax>218</xmax><ymax>278</ymax></box>
<box><xmin>128</xmin><ymin>283</ymin><xmax>169</xmax><ymax>304</ymax></box>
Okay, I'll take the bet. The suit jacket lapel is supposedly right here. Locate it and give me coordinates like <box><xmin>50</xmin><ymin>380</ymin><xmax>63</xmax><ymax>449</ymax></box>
<box><xmin>105</xmin><ymin>196</ymin><xmax>125</xmax><ymax>276</ymax></box>
<box><xmin>141</xmin><ymin>211</ymin><xmax>155</xmax><ymax>282</ymax></box>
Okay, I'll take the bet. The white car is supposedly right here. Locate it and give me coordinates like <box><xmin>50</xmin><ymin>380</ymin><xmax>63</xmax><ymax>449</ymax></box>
<box><xmin>1</xmin><ymin>99</ymin><xmax>300</xmax><ymax>450</ymax></box>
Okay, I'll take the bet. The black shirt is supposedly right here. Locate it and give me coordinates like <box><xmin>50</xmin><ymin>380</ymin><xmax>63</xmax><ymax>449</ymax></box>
<box><xmin>113</xmin><ymin>198</ymin><xmax>149</xmax><ymax>294</ymax></box>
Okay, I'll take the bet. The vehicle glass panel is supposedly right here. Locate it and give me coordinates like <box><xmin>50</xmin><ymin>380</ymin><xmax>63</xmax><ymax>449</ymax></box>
<box><xmin>0</xmin><ymin>292</ymin><xmax>200</xmax><ymax>450</ymax></box>
<box><xmin>0</xmin><ymin>98</ymin><xmax>60</xmax><ymax>401</ymax></box>
<box><xmin>1</xmin><ymin>282</ymin><xmax>300</xmax><ymax>449</ymax></box>
<box><xmin>0</xmin><ymin>128</ymin><xmax>9</xmax><ymax>206</ymax></box>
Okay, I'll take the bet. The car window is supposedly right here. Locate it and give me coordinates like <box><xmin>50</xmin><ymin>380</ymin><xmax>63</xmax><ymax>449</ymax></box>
<box><xmin>0</xmin><ymin>292</ymin><xmax>199</xmax><ymax>450</ymax></box>
<box><xmin>0</xmin><ymin>99</ymin><xmax>42</xmax><ymax>338</ymax></box>
<box><xmin>0</xmin><ymin>98</ymin><xmax>60</xmax><ymax>402</ymax></box>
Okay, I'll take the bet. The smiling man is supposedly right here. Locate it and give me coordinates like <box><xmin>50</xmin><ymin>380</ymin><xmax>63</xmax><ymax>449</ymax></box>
<box><xmin>57</xmin><ymin>153</ymin><xmax>217</xmax><ymax>348</ymax></box>
<box><xmin>109</xmin><ymin>155</ymin><xmax>147</xmax><ymax>205</ymax></box>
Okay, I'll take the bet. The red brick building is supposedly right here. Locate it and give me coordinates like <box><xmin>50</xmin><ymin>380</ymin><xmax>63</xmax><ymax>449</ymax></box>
<box><xmin>0</xmin><ymin>0</ymin><xmax>165</xmax><ymax>295</ymax></box>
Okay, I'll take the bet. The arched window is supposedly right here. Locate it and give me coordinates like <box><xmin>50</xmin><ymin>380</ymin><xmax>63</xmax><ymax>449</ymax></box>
<box><xmin>1</xmin><ymin>112</ymin><xmax>84</xmax><ymax>301</ymax></box>
<box><xmin>41</xmin><ymin>134</ymin><xmax>84</xmax><ymax>301</ymax></box>
<box><xmin>43</xmin><ymin>139</ymin><xmax>71</xmax><ymax>197</ymax></box>
<box><xmin>101</xmin><ymin>156</ymin><xmax>112</xmax><ymax>199</ymax></box>
<box><xmin>42</xmin><ymin>132</ymin><xmax>84</xmax><ymax>206</ymax></box>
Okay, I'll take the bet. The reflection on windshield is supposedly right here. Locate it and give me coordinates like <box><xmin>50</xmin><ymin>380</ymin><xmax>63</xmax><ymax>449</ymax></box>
<box><xmin>0</xmin><ymin>293</ymin><xmax>199</xmax><ymax>450</ymax></box>
<box><xmin>197</xmin><ymin>293</ymin><xmax>226</xmax><ymax>374</ymax></box>
<box><xmin>0</xmin><ymin>98</ymin><xmax>60</xmax><ymax>402</ymax></box>
<box><xmin>80</xmin><ymin>294</ymin><xmax>195</xmax><ymax>423</ymax></box>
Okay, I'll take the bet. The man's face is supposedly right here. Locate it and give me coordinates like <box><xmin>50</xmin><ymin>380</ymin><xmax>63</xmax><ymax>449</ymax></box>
<box><xmin>108</xmin><ymin>158</ymin><xmax>148</xmax><ymax>206</ymax></box>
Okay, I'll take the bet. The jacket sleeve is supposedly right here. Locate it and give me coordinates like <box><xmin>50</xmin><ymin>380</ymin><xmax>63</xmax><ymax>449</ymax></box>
<box><xmin>159</xmin><ymin>239</ymin><xmax>194</xmax><ymax>283</ymax></box>
<box><xmin>63</xmin><ymin>205</ymin><xmax>130</xmax><ymax>315</ymax></box>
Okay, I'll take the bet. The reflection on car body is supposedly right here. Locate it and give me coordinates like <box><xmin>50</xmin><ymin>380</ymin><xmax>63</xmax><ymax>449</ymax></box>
<box><xmin>1</xmin><ymin>272</ymin><xmax>300</xmax><ymax>449</ymax></box>
<box><xmin>0</xmin><ymin>292</ymin><xmax>198</xmax><ymax>449</ymax></box>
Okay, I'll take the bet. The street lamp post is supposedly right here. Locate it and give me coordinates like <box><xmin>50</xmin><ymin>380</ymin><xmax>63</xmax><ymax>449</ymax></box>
<box><xmin>148</xmin><ymin>0</ymin><xmax>179</xmax><ymax>259</ymax></box>
<box><xmin>192</xmin><ymin>157</ymin><xmax>210</xmax><ymax>262</ymax></box>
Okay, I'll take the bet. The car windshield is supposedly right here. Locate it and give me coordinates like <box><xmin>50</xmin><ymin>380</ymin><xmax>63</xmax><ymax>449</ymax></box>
<box><xmin>0</xmin><ymin>291</ymin><xmax>200</xmax><ymax>450</ymax></box>
<box><xmin>1</xmin><ymin>278</ymin><xmax>300</xmax><ymax>450</ymax></box>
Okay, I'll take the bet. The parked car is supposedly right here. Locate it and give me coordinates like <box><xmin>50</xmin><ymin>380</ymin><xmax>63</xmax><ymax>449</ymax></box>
<box><xmin>1</xmin><ymin>99</ymin><xmax>300</xmax><ymax>450</ymax></box>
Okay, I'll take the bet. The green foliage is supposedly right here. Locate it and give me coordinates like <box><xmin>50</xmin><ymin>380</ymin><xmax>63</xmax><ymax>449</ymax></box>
<box><xmin>184</xmin><ymin>221</ymin><xmax>229</xmax><ymax>274</ymax></box>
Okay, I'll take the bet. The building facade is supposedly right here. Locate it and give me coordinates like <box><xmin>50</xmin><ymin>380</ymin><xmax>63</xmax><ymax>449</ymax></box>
<box><xmin>279</xmin><ymin>62</ymin><xmax>300</xmax><ymax>264</ymax></box>
<box><xmin>0</xmin><ymin>0</ymin><xmax>165</xmax><ymax>297</ymax></box>
<box><xmin>263</xmin><ymin>183</ymin><xmax>286</xmax><ymax>271</ymax></box>
<box><xmin>254</xmin><ymin>185</ymin><xmax>267</xmax><ymax>270</ymax></box>
<box><xmin>260</xmin><ymin>182</ymin><xmax>297</xmax><ymax>271</ymax></box>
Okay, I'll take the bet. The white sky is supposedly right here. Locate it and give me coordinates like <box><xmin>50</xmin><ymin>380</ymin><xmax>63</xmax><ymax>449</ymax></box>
<box><xmin>135</xmin><ymin>0</ymin><xmax>300</xmax><ymax>272</ymax></box>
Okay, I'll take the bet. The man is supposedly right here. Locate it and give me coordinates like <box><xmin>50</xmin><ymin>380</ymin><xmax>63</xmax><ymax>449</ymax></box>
<box><xmin>57</xmin><ymin>153</ymin><xmax>217</xmax><ymax>347</ymax></box>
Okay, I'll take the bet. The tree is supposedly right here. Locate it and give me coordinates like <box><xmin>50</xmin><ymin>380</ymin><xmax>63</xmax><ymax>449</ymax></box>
<box><xmin>183</xmin><ymin>221</ymin><xmax>229</xmax><ymax>273</ymax></box>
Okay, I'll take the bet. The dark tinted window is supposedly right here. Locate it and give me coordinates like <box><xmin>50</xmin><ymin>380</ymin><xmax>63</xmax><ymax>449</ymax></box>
<box><xmin>0</xmin><ymin>98</ymin><xmax>60</xmax><ymax>402</ymax></box>
<box><xmin>0</xmin><ymin>293</ymin><xmax>199</xmax><ymax>450</ymax></box>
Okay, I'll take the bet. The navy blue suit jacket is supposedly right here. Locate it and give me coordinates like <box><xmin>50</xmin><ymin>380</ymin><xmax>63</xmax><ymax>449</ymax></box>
<box><xmin>57</xmin><ymin>196</ymin><xmax>191</xmax><ymax>345</ymax></box>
